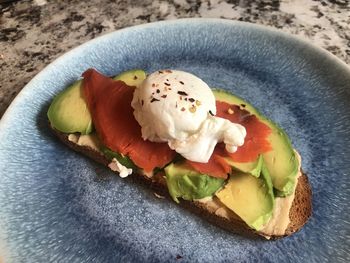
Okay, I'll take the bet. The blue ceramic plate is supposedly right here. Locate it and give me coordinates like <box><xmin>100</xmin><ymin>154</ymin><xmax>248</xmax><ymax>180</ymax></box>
<box><xmin>0</xmin><ymin>19</ymin><xmax>349</xmax><ymax>262</ymax></box>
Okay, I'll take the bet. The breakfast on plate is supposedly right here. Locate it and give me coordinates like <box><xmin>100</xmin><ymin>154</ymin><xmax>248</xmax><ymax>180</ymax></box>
<box><xmin>47</xmin><ymin>68</ymin><xmax>312</xmax><ymax>239</ymax></box>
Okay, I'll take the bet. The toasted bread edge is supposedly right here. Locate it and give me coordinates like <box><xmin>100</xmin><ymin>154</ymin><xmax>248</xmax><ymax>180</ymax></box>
<box><xmin>51</xmin><ymin>127</ymin><xmax>312</xmax><ymax>239</ymax></box>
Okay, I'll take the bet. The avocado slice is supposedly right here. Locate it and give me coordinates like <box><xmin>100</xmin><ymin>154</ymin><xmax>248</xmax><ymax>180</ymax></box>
<box><xmin>216</xmin><ymin>162</ymin><xmax>274</xmax><ymax>230</ymax></box>
<box><xmin>113</xmin><ymin>69</ymin><xmax>146</xmax><ymax>87</ymax></box>
<box><xmin>47</xmin><ymin>80</ymin><xmax>93</xmax><ymax>135</ymax></box>
<box><xmin>213</xmin><ymin>89</ymin><xmax>299</xmax><ymax>196</ymax></box>
<box><xmin>165</xmin><ymin>162</ymin><xmax>225</xmax><ymax>203</ymax></box>
<box><xmin>227</xmin><ymin>154</ymin><xmax>264</xmax><ymax>177</ymax></box>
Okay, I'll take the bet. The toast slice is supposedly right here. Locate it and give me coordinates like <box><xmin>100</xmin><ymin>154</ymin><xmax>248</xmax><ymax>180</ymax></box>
<box><xmin>52</xmin><ymin>127</ymin><xmax>312</xmax><ymax>239</ymax></box>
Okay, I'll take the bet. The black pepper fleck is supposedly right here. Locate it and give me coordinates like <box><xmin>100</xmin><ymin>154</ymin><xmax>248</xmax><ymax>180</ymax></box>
<box><xmin>179</xmin><ymin>81</ymin><xmax>184</xmax><ymax>85</ymax></box>
<box><xmin>164</xmin><ymin>82</ymin><xmax>170</xmax><ymax>86</ymax></box>
<box><xmin>177</xmin><ymin>91</ymin><xmax>188</xmax><ymax>96</ymax></box>
<box><xmin>156</xmin><ymin>89</ymin><xmax>160</xmax><ymax>93</ymax></box>
<box><xmin>161</xmin><ymin>95</ymin><xmax>167</xmax><ymax>98</ymax></box>
<box><xmin>209</xmin><ymin>110</ymin><xmax>214</xmax><ymax>116</ymax></box>
<box><xmin>189</xmin><ymin>98</ymin><xmax>195</xmax><ymax>102</ymax></box>
<box><xmin>151</xmin><ymin>98</ymin><xmax>160</xmax><ymax>103</ymax></box>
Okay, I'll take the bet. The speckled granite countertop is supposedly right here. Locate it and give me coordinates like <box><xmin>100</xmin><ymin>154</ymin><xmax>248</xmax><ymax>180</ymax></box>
<box><xmin>0</xmin><ymin>0</ymin><xmax>349</xmax><ymax>118</ymax></box>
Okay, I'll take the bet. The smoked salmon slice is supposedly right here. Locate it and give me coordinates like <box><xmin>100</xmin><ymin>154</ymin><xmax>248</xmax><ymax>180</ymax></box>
<box><xmin>82</xmin><ymin>69</ymin><xmax>176</xmax><ymax>172</ymax></box>
<box><xmin>186</xmin><ymin>102</ymin><xmax>272</xmax><ymax>178</ymax></box>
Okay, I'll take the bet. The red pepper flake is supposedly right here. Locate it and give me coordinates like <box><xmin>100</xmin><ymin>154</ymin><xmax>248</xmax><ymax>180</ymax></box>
<box><xmin>151</xmin><ymin>98</ymin><xmax>160</xmax><ymax>103</ymax></box>
<box><xmin>181</xmin><ymin>107</ymin><xmax>186</xmax><ymax>111</ymax></box>
<box><xmin>179</xmin><ymin>81</ymin><xmax>184</xmax><ymax>85</ymax></box>
<box><xmin>177</xmin><ymin>91</ymin><xmax>188</xmax><ymax>96</ymax></box>
<box><xmin>161</xmin><ymin>95</ymin><xmax>167</xmax><ymax>98</ymax></box>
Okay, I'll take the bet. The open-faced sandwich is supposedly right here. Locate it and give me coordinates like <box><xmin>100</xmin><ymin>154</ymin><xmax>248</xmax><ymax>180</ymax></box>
<box><xmin>47</xmin><ymin>68</ymin><xmax>312</xmax><ymax>239</ymax></box>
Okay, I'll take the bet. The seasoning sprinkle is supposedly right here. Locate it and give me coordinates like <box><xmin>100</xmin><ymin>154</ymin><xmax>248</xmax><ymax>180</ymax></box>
<box><xmin>228</xmin><ymin>108</ymin><xmax>234</xmax><ymax>114</ymax></box>
<box><xmin>209</xmin><ymin>110</ymin><xmax>214</xmax><ymax>116</ymax></box>
<box><xmin>152</xmin><ymin>83</ymin><xmax>156</xmax><ymax>87</ymax></box>
<box><xmin>189</xmin><ymin>98</ymin><xmax>195</xmax><ymax>103</ymax></box>
<box><xmin>165</xmin><ymin>70</ymin><xmax>172</xmax><ymax>73</ymax></box>
<box><xmin>141</xmin><ymin>100</ymin><xmax>144</xmax><ymax>106</ymax></box>
<box><xmin>164</xmin><ymin>82</ymin><xmax>170</xmax><ymax>86</ymax></box>
<box><xmin>179</xmin><ymin>81</ymin><xmax>184</xmax><ymax>85</ymax></box>
<box><xmin>156</xmin><ymin>89</ymin><xmax>160</xmax><ymax>93</ymax></box>
<box><xmin>240</xmin><ymin>104</ymin><xmax>246</xmax><ymax>108</ymax></box>
<box><xmin>185</xmin><ymin>98</ymin><xmax>188</xmax><ymax>101</ymax></box>
<box><xmin>158</xmin><ymin>70</ymin><xmax>164</xmax><ymax>74</ymax></box>
<box><xmin>133</xmin><ymin>75</ymin><xmax>138</xmax><ymax>80</ymax></box>
<box><xmin>195</xmin><ymin>100</ymin><xmax>201</xmax><ymax>106</ymax></box>
<box><xmin>151</xmin><ymin>98</ymin><xmax>160</xmax><ymax>103</ymax></box>
<box><xmin>177</xmin><ymin>91</ymin><xmax>188</xmax><ymax>96</ymax></box>
<box><xmin>161</xmin><ymin>95</ymin><xmax>167</xmax><ymax>98</ymax></box>
<box><xmin>189</xmin><ymin>105</ymin><xmax>197</xmax><ymax>113</ymax></box>
<box><xmin>180</xmin><ymin>96</ymin><xmax>182</xmax><ymax>100</ymax></box>
<box><xmin>181</xmin><ymin>107</ymin><xmax>186</xmax><ymax>111</ymax></box>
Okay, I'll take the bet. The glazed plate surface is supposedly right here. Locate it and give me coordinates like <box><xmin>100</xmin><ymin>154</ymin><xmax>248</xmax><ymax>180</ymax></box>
<box><xmin>0</xmin><ymin>19</ymin><xmax>349</xmax><ymax>262</ymax></box>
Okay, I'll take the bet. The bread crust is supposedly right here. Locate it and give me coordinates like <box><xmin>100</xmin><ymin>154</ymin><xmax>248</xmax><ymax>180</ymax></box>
<box><xmin>52</xmin><ymin>127</ymin><xmax>312</xmax><ymax>239</ymax></box>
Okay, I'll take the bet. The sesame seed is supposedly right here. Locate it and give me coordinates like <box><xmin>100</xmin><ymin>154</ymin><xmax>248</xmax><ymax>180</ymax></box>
<box><xmin>189</xmin><ymin>105</ymin><xmax>197</xmax><ymax>113</ymax></box>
